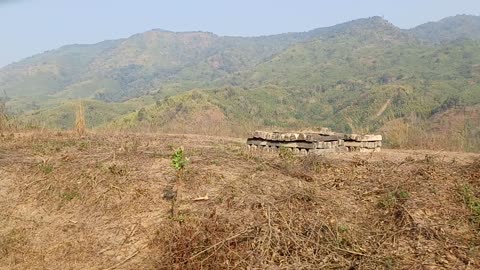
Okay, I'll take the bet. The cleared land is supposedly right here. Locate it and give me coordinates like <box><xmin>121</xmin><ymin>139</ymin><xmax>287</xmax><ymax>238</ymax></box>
<box><xmin>0</xmin><ymin>132</ymin><xmax>479</xmax><ymax>269</ymax></box>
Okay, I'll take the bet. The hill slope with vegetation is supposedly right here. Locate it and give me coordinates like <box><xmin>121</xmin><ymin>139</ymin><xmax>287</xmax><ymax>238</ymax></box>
<box><xmin>0</xmin><ymin>30</ymin><xmax>305</xmax><ymax>103</ymax></box>
<box><xmin>2</xmin><ymin>15</ymin><xmax>480</xmax><ymax>150</ymax></box>
<box><xmin>409</xmin><ymin>14</ymin><xmax>480</xmax><ymax>43</ymax></box>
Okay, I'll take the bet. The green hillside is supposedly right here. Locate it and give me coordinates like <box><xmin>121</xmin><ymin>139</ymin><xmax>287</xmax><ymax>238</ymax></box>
<box><xmin>2</xmin><ymin>15</ymin><xmax>480</xmax><ymax>150</ymax></box>
<box><xmin>18</xmin><ymin>96</ymin><xmax>154</xmax><ymax>129</ymax></box>
<box><xmin>0</xmin><ymin>30</ymin><xmax>305</xmax><ymax>104</ymax></box>
<box><xmin>106</xmin><ymin>82</ymin><xmax>480</xmax><ymax>151</ymax></box>
<box><xmin>0</xmin><ymin>40</ymin><xmax>121</xmax><ymax>97</ymax></box>
<box><xmin>3</xmin><ymin>15</ymin><xmax>479</xmax><ymax>105</ymax></box>
<box><xmin>409</xmin><ymin>15</ymin><xmax>480</xmax><ymax>43</ymax></box>
<box><xmin>106</xmin><ymin>17</ymin><xmax>480</xmax><ymax>150</ymax></box>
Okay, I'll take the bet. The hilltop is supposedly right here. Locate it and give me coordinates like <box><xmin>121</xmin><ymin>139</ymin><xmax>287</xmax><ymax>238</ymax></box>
<box><xmin>409</xmin><ymin>14</ymin><xmax>480</xmax><ymax>43</ymax></box>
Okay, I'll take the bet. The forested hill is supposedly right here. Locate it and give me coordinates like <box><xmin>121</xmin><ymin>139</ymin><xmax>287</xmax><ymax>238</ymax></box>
<box><xmin>0</xmin><ymin>31</ymin><xmax>302</xmax><ymax>102</ymax></box>
<box><xmin>2</xmin><ymin>15</ymin><xmax>480</xmax><ymax>150</ymax></box>
<box><xmin>409</xmin><ymin>15</ymin><xmax>480</xmax><ymax>43</ymax></box>
<box><xmin>4</xmin><ymin>15</ymin><xmax>479</xmax><ymax>103</ymax></box>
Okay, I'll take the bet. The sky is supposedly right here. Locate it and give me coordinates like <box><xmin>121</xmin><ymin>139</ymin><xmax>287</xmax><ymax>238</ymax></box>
<box><xmin>1</xmin><ymin>0</ymin><xmax>480</xmax><ymax>67</ymax></box>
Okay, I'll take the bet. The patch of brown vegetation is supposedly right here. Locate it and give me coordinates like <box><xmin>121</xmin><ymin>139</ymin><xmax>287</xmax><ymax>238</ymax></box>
<box><xmin>75</xmin><ymin>101</ymin><xmax>86</xmax><ymax>136</ymax></box>
<box><xmin>0</xmin><ymin>132</ymin><xmax>479</xmax><ymax>269</ymax></box>
<box><xmin>161</xmin><ymin>107</ymin><xmax>228</xmax><ymax>136</ymax></box>
<box><xmin>381</xmin><ymin>107</ymin><xmax>480</xmax><ymax>152</ymax></box>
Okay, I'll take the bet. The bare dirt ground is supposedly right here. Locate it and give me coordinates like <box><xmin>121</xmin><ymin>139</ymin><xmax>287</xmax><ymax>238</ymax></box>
<box><xmin>1</xmin><ymin>131</ymin><xmax>479</xmax><ymax>269</ymax></box>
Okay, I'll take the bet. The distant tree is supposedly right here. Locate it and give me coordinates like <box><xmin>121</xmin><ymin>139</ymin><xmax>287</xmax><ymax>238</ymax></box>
<box><xmin>431</xmin><ymin>95</ymin><xmax>463</xmax><ymax>115</ymax></box>
<box><xmin>442</xmin><ymin>96</ymin><xmax>462</xmax><ymax>109</ymax></box>
<box><xmin>137</xmin><ymin>108</ymin><xmax>147</xmax><ymax>121</ymax></box>
<box><xmin>379</xmin><ymin>73</ymin><xmax>395</xmax><ymax>84</ymax></box>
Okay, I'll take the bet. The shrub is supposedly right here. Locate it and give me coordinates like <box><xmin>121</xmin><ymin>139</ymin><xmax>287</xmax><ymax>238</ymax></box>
<box><xmin>171</xmin><ymin>147</ymin><xmax>188</xmax><ymax>171</ymax></box>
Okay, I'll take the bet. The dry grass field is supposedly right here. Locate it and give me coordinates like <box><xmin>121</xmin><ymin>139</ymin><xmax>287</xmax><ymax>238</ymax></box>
<box><xmin>1</xmin><ymin>131</ymin><xmax>480</xmax><ymax>269</ymax></box>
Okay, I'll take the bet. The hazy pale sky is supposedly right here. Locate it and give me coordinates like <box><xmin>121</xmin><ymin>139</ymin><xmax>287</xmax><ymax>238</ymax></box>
<box><xmin>1</xmin><ymin>0</ymin><xmax>480</xmax><ymax>67</ymax></box>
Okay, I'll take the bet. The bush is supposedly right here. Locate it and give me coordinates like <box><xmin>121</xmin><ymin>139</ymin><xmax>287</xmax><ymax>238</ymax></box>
<box><xmin>171</xmin><ymin>147</ymin><xmax>188</xmax><ymax>171</ymax></box>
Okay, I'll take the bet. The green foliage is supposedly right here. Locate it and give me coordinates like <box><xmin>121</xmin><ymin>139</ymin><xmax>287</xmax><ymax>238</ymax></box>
<box><xmin>171</xmin><ymin>147</ymin><xmax>188</xmax><ymax>171</ymax></box>
<box><xmin>38</xmin><ymin>162</ymin><xmax>54</xmax><ymax>174</ymax></box>
<box><xmin>167</xmin><ymin>147</ymin><xmax>188</xmax><ymax>218</ymax></box>
<box><xmin>137</xmin><ymin>107</ymin><xmax>147</xmax><ymax>121</ymax></box>
<box><xmin>17</xmin><ymin>97</ymin><xmax>153</xmax><ymax>130</ymax></box>
<box><xmin>378</xmin><ymin>190</ymin><xmax>410</xmax><ymax>209</ymax></box>
<box><xmin>459</xmin><ymin>184</ymin><xmax>480</xmax><ymax>226</ymax></box>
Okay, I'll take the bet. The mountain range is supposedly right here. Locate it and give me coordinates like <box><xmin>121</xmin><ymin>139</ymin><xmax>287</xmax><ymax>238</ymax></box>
<box><xmin>1</xmin><ymin>14</ymin><xmax>480</xmax><ymax>150</ymax></box>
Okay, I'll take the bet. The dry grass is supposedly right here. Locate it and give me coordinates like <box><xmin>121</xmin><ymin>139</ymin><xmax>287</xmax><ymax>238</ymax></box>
<box><xmin>381</xmin><ymin>107</ymin><xmax>480</xmax><ymax>152</ymax></box>
<box><xmin>0</xmin><ymin>100</ymin><xmax>11</xmax><ymax>133</ymax></box>
<box><xmin>0</xmin><ymin>132</ymin><xmax>479</xmax><ymax>269</ymax></box>
<box><xmin>75</xmin><ymin>101</ymin><xmax>86</xmax><ymax>136</ymax></box>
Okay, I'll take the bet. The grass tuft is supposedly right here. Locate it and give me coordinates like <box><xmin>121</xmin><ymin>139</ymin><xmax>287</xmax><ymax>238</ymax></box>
<box><xmin>459</xmin><ymin>184</ymin><xmax>480</xmax><ymax>227</ymax></box>
<box><xmin>75</xmin><ymin>100</ymin><xmax>86</xmax><ymax>137</ymax></box>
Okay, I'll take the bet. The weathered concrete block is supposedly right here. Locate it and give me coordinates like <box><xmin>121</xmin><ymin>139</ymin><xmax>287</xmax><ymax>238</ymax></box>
<box><xmin>248</xmin><ymin>129</ymin><xmax>382</xmax><ymax>155</ymax></box>
<box><xmin>310</xmin><ymin>149</ymin><xmax>337</xmax><ymax>155</ymax></box>
<box><xmin>359</xmin><ymin>134</ymin><xmax>383</xmax><ymax>142</ymax></box>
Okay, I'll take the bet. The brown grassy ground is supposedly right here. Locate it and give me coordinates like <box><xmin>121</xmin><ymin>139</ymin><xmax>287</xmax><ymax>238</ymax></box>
<box><xmin>0</xmin><ymin>131</ymin><xmax>479</xmax><ymax>269</ymax></box>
